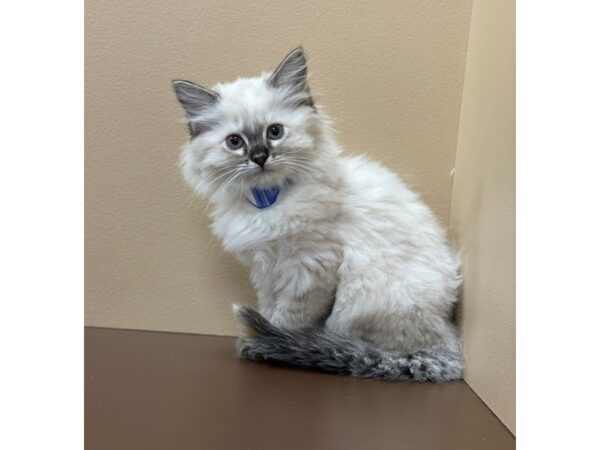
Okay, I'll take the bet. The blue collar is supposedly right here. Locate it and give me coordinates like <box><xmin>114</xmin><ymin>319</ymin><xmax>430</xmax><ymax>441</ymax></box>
<box><xmin>249</xmin><ymin>185</ymin><xmax>281</xmax><ymax>209</ymax></box>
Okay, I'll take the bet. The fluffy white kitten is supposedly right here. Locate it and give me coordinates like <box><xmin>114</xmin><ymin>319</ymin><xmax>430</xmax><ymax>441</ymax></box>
<box><xmin>173</xmin><ymin>48</ymin><xmax>463</xmax><ymax>381</ymax></box>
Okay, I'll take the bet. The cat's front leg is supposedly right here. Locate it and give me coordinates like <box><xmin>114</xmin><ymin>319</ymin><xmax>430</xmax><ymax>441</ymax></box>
<box><xmin>252</xmin><ymin>245</ymin><xmax>341</xmax><ymax>329</ymax></box>
<box><xmin>254</xmin><ymin>284</ymin><xmax>278</xmax><ymax>322</ymax></box>
<box><xmin>269</xmin><ymin>285</ymin><xmax>335</xmax><ymax>329</ymax></box>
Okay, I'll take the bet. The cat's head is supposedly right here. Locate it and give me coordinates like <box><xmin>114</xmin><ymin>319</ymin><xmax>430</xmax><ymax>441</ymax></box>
<box><xmin>173</xmin><ymin>48</ymin><xmax>334</xmax><ymax>203</ymax></box>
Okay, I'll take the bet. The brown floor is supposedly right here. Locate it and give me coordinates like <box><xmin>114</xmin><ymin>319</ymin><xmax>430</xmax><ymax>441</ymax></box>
<box><xmin>85</xmin><ymin>327</ymin><xmax>514</xmax><ymax>450</ymax></box>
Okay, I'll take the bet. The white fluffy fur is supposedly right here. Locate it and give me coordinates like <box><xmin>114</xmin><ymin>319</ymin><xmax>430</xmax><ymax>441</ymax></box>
<box><xmin>176</xmin><ymin>50</ymin><xmax>462</xmax><ymax>358</ymax></box>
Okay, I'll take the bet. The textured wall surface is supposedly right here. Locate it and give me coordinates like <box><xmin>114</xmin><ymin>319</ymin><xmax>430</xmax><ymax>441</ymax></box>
<box><xmin>449</xmin><ymin>0</ymin><xmax>515</xmax><ymax>433</ymax></box>
<box><xmin>85</xmin><ymin>0</ymin><xmax>472</xmax><ymax>335</ymax></box>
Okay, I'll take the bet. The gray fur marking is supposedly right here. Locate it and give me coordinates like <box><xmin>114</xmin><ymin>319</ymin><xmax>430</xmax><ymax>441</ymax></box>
<box><xmin>235</xmin><ymin>306</ymin><xmax>463</xmax><ymax>382</ymax></box>
<box><xmin>268</xmin><ymin>47</ymin><xmax>314</xmax><ymax>108</ymax></box>
<box><xmin>242</xmin><ymin>124</ymin><xmax>271</xmax><ymax>162</ymax></box>
<box><xmin>172</xmin><ymin>80</ymin><xmax>220</xmax><ymax>137</ymax></box>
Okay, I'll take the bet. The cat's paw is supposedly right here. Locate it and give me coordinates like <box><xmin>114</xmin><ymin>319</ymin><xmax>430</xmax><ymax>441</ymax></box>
<box><xmin>235</xmin><ymin>336</ymin><xmax>253</xmax><ymax>358</ymax></box>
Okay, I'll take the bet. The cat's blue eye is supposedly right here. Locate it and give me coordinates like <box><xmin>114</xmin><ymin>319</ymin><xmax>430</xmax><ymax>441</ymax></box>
<box><xmin>267</xmin><ymin>124</ymin><xmax>284</xmax><ymax>140</ymax></box>
<box><xmin>226</xmin><ymin>134</ymin><xmax>244</xmax><ymax>150</ymax></box>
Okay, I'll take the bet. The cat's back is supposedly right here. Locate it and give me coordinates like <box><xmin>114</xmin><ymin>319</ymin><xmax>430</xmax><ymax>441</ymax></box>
<box><xmin>335</xmin><ymin>155</ymin><xmax>460</xmax><ymax>310</ymax></box>
<box><xmin>338</xmin><ymin>155</ymin><xmax>437</xmax><ymax>230</ymax></box>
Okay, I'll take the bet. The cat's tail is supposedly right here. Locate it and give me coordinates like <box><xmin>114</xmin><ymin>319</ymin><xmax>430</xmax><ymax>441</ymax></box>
<box><xmin>232</xmin><ymin>305</ymin><xmax>463</xmax><ymax>382</ymax></box>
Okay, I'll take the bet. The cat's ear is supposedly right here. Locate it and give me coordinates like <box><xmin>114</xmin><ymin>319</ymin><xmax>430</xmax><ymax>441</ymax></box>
<box><xmin>269</xmin><ymin>47</ymin><xmax>313</xmax><ymax>106</ymax></box>
<box><xmin>172</xmin><ymin>80</ymin><xmax>220</xmax><ymax>137</ymax></box>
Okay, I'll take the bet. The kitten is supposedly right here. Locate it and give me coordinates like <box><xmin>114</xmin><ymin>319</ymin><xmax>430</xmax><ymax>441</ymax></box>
<box><xmin>173</xmin><ymin>48</ymin><xmax>463</xmax><ymax>381</ymax></box>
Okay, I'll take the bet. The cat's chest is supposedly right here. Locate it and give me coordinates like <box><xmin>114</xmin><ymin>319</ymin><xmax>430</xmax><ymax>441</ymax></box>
<box><xmin>212</xmin><ymin>185</ymin><xmax>345</xmax><ymax>265</ymax></box>
<box><xmin>243</xmin><ymin>229</ymin><xmax>336</xmax><ymax>268</ymax></box>
<box><xmin>215</xmin><ymin>202</ymin><xmax>337</xmax><ymax>253</ymax></box>
<box><xmin>247</xmin><ymin>233</ymin><xmax>343</xmax><ymax>294</ymax></box>
<box><xmin>216</xmin><ymin>210</ymin><xmax>309</xmax><ymax>255</ymax></box>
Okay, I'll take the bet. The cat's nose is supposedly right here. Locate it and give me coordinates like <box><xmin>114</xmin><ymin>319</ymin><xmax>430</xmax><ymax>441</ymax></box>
<box><xmin>250</xmin><ymin>152</ymin><xmax>268</xmax><ymax>168</ymax></box>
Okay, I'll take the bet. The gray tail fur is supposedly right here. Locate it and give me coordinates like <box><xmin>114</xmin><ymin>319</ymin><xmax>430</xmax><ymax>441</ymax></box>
<box><xmin>233</xmin><ymin>306</ymin><xmax>463</xmax><ymax>382</ymax></box>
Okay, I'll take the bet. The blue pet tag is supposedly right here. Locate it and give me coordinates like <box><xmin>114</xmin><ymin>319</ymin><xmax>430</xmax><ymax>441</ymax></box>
<box><xmin>250</xmin><ymin>185</ymin><xmax>281</xmax><ymax>209</ymax></box>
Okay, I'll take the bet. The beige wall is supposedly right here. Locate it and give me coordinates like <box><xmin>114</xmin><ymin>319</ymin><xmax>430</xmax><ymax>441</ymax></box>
<box><xmin>449</xmin><ymin>0</ymin><xmax>515</xmax><ymax>434</ymax></box>
<box><xmin>85</xmin><ymin>0</ymin><xmax>473</xmax><ymax>334</ymax></box>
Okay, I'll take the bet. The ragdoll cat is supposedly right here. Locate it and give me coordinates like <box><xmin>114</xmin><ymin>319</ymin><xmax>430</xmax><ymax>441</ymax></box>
<box><xmin>172</xmin><ymin>48</ymin><xmax>463</xmax><ymax>381</ymax></box>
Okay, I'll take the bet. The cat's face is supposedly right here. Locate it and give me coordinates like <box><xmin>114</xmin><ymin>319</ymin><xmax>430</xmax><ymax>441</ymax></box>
<box><xmin>173</xmin><ymin>48</ymin><xmax>325</xmax><ymax>201</ymax></box>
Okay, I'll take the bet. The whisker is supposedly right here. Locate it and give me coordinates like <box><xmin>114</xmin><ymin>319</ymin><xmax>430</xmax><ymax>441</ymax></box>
<box><xmin>238</xmin><ymin>177</ymin><xmax>245</xmax><ymax>205</ymax></box>
<box><xmin>281</xmin><ymin>161</ymin><xmax>320</xmax><ymax>185</ymax></box>
<box><xmin>203</xmin><ymin>170</ymin><xmax>245</xmax><ymax>215</ymax></box>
